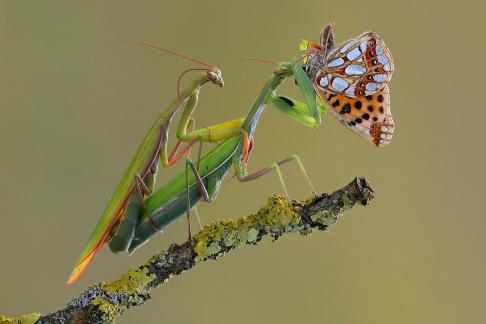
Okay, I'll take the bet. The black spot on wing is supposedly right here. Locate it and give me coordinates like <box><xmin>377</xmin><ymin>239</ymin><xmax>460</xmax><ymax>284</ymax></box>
<box><xmin>341</xmin><ymin>103</ymin><xmax>351</xmax><ymax>114</ymax></box>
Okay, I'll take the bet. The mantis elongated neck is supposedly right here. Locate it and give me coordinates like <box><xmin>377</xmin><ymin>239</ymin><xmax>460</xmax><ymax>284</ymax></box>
<box><xmin>241</xmin><ymin>63</ymin><xmax>293</xmax><ymax>135</ymax></box>
<box><xmin>160</xmin><ymin>74</ymin><xmax>210</xmax><ymax>122</ymax></box>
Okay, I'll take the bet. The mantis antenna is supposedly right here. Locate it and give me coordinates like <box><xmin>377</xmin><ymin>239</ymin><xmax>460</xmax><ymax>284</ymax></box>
<box><xmin>90</xmin><ymin>40</ymin><xmax>222</xmax><ymax>100</ymax></box>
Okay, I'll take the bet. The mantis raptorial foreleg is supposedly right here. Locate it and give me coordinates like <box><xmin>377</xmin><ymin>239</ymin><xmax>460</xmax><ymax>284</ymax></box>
<box><xmin>166</xmin><ymin>118</ymin><xmax>195</xmax><ymax>164</ymax></box>
<box><xmin>176</xmin><ymin>90</ymin><xmax>245</xmax><ymax>143</ymax></box>
<box><xmin>158</xmin><ymin>72</ymin><xmax>223</xmax><ymax>169</ymax></box>
<box><xmin>160</xmin><ymin>88</ymin><xmax>248</xmax><ymax>236</ymax></box>
<box><xmin>271</xmin><ymin>95</ymin><xmax>326</xmax><ymax>128</ymax></box>
<box><xmin>109</xmin><ymin>91</ymin><xmax>209</xmax><ymax>253</ymax></box>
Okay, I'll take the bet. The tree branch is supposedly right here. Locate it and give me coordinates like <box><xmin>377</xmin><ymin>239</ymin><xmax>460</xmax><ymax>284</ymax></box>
<box><xmin>1</xmin><ymin>177</ymin><xmax>374</xmax><ymax>324</ymax></box>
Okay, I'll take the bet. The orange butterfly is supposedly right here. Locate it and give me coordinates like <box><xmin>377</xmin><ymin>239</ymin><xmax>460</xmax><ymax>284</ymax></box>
<box><xmin>302</xmin><ymin>24</ymin><xmax>394</xmax><ymax>146</ymax></box>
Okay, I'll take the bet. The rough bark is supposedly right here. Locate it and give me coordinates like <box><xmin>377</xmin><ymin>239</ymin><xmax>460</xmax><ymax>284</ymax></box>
<box><xmin>1</xmin><ymin>177</ymin><xmax>373</xmax><ymax>324</ymax></box>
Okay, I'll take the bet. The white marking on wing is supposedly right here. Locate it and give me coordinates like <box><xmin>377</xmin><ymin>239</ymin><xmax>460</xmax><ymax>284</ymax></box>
<box><xmin>319</xmin><ymin>75</ymin><xmax>329</xmax><ymax>87</ymax></box>
<box><xmin>346</xmin><ymin>47</ymin><xmax>361</xmax><ymax>61</ymax></box>
<box><xmin>377</xmin><ymin>54</ymin><xmax>388</xmax><ymax>64</ymax></box>
<box><xmin>345</xmin><ymin>86</ymin><xmax>356</xmax><ymax>96</ymax></box>
<box><xmin>376</xmin><ymin>45</ymin><xmax>384</xmax><ymax>55</ymax></box>
<box><xmin>366</xmin><ymin>83</ymin><xmax>380</xmax><ymax>91</ymax></box>
<box><xmin>332</xmin><ymin>77</ymin><xmax>348</xmax><ymax>91</ymax></box>
<box><xmin>373</xmin><ymin>74</ymin><xmax>387</xmax><ymax>82</ymax></box>
<box><xmin>345</xmin><ymin>64</ymin><xmax>366</xmax><ymax>75</ymax></box>
<box><xmin>327</xmin><ymin>57</ymin><xmax>345</xmax><ymax>67</ymax></box>
<box><xmin>360</xmin><ymin>41</ymin><xmax>367</xmax><ymax>53</ymax></box>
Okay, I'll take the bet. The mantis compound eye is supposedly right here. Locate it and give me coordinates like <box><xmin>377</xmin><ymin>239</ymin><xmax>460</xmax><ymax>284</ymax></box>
<box><xmin>207</xmin><ymin>68</ymin><xmax>224</xmax><ymax>87</ymax></box>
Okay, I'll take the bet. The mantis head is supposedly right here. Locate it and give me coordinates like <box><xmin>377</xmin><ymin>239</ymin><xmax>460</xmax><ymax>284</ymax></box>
<box><xmin>207</xmin><ymin>67</ymin><xmax>224</xmax><ymax>87</ymax></box>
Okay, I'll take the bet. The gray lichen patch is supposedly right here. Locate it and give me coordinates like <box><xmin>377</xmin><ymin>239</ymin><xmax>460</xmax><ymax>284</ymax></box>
<box><xmin>309</xmin><ymin>192</ymin><xmax>354</xmax><ymax>227</ymax></box>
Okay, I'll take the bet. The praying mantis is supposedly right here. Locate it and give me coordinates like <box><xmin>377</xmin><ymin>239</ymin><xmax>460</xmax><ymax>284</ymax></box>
<box><xmin>67</xmin><ymin>24</ymin><xmax>394</xmax><ymax>284</ymax></box>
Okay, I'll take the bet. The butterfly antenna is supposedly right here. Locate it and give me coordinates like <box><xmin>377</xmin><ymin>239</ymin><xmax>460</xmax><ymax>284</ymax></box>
<box><xmin>296</xmin><ymin>48</ymin><xmax>320</xmax><ymax>64</ymax></box>
<box><xmin>242</xmin><ymin>58</ymin><xmax>278</xmax><ymax>64</ymax></box>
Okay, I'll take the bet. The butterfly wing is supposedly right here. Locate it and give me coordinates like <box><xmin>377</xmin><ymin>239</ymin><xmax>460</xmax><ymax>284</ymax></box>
<box><xmin>316</xmin><ymin>32</ymin><xmax>394</xmax><ymax>97</ymax></box>
<box><xmin>316</xmin><ymin>85</ymin><xmax>394</xmax><ymax>147</ymax></box>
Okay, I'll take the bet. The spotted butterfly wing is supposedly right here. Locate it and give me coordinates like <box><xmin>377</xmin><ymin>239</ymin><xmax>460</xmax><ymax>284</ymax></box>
<box><xmin>316</xmin><ymin>31</ymin><xmax>394</xmax><ymax>97</ymax></box>
<box><xmin>316</xmin><ymin>85</ymin><xmax>394</xmax><ymax>147</ymax></box>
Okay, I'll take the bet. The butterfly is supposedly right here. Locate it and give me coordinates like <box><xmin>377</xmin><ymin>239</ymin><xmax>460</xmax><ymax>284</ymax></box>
<box><xmin>301</xmin><ymin>24</ymin><xmax>394</xmax><ymax>147</ymax></box>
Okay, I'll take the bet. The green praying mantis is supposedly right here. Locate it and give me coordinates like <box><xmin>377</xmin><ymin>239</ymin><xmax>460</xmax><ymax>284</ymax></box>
<box><xmin>67</xmin><ymin>24</ymin><xmax>394</xmax><ymax>284</ymax></box>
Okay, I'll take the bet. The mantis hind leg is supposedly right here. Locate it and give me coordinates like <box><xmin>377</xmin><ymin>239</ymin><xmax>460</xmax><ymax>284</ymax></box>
<box><xmin>109</xmin><ymin>162</ymin><xmax>159</xmax><ymax>253</ymax></box>
<box><xmin>234</xmin><ymin>153</ymin><xmax>316</xmax><ymax>200</ymax></box>
<box><xmin>192</xmin><ymin>206</ymin><xmax>203</xmax><ymax>230</ymax></box>
<box><xmin>108</xmin><ymin>196</ymin><xmax>143</xmax><ymax>253</ymax></box>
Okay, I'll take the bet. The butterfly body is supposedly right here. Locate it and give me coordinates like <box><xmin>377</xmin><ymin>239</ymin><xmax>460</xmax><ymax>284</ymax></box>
<box><xmin>302</xmin><ymin>24</ymin><xmax>395</xmax><ymax>146</ymax></box>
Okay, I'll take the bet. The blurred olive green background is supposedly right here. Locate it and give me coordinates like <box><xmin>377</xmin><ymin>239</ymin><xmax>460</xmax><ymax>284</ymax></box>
<box><xmin>0</xmin><ymin>0</ymin><xmax>484</xmax><ymax>323</ymax></box>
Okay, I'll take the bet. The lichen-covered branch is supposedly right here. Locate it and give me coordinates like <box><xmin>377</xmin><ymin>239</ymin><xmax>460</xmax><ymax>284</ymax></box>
<box><xmin>1</xmin><ymin>177</ymin><xmax>373</xmax><ymax>324</ymax></box>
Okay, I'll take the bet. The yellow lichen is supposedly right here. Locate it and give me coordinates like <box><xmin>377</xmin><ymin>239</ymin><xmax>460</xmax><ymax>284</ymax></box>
<box><xmin>193</xmin><ymin>195</ymin><xmax>302</xmax><ymax>262</ymax></box>
<box><xmin>88</xmin><ymin>266</ymin><xmax>156</xmax><ymax>320</ymax></box>
<box><xmin>0</xmin><ymin>313</ymin><xmax>41</xmax><ymax>324</ymax></box>
<box><xmin>257</xmin><ymin>195</ymin><xmax>301</xmax><ymax>232</ymax></box>
<box><xmin>92</xmin><ymin>296</ymin><xmax>126</xmax><ymax>319</ymax></box>
<box><xmin>102</xmin><ymin>266</ymin><xmax>155</xmax><ymax>295</ymax></box>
